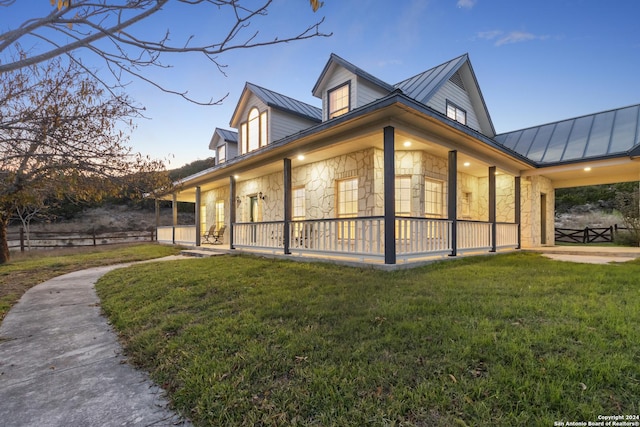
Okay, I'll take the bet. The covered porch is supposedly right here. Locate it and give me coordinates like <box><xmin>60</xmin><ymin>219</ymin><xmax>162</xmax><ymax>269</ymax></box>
<box><xmin>157</xmin><ymin>113</ymin><xmax>527</xmax><ymax>265</ymax></box>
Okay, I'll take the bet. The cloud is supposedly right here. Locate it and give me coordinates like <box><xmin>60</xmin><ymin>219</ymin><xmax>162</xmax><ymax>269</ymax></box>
<box><xmin>476</xmin><ymin>30</ymin><xmax>550</xmax><ymax>46</ymax></box>
<box><xmin>457</xmin><ymin>0</ymin><xmax>476</xmax><ymax>9</ymax></box>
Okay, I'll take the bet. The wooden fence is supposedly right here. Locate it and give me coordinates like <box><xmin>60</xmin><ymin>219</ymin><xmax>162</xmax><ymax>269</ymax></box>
<box><xmin>555</xmin><ymin>225</ymin><xmax>628</xmax><ymax>244</ymax></box>
<box><xmin>7</xmin><ymin>228</ymin><xmax>156</xmax><ymax>252</ymax></box>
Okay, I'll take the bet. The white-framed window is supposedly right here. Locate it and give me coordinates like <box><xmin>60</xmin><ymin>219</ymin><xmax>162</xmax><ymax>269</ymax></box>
<box><xmin>395</xmin><ymin>176</ymin><xmax>411</xmax><ymax>216</ymax></box>
<box><xmin>215</xmin><ymin>200</ymin><xmax>225</xmax><ymax>229</ymax></box>
<box><xmin>217</xmin><ymin>145</ymin><xmax>226</xmax><ymax>164</ymax></box>
<box><xmin>425</xmin><ymin>178</ymin><xmax>444</xmax><ymax>217</ymax></box>
<box><xmin>446</xmin><ymin>100</ymin><xmax>466</xmax><ymax>125</ymax></box>
<box><xmin>240</xmin><ymin>108</ymin><xmax>267</xmax><ymax>154</ymax></box>
<box><xmin>328</xmin><ymin>82</ymin><xmax>350</xmax><ymax>119</ymax></box>
<box><xmin>293</xmin><ymin>187</ymin><xmax>305</xmax><ymax>220</ymax></box>
<box><xmin>200</xmin><ymin>205</ymin><xmax>207</xmax><ymax>235</ymax></box>
<box><xmin>337</xmin><ymin>177</ymin><xmax>357</xmax><ymax>239</ymax></box>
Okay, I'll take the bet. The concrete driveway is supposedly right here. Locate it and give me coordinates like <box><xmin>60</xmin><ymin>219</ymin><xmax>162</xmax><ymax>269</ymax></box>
<box><xmin>0</xmin><ymin>261</ymin><xmax>192</xmax><ymax>427</ymax></box>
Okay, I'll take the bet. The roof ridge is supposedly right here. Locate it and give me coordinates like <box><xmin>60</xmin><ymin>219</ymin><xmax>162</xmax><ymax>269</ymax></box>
<box><xmin>394</xmin><ymin>53</ymin><xmax>468</xmax><ymax>87</ymax></box>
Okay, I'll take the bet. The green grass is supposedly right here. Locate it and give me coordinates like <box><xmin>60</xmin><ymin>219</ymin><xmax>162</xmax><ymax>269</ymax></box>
<box><xmin>0</xmin><ymin>243</ymin><xmax>181</xmax><ymax>322</ymax></box>
<box><xmin>96</xmin><ymin>253</ymin><xmax>640</xmax><ymax>426</ymax></box>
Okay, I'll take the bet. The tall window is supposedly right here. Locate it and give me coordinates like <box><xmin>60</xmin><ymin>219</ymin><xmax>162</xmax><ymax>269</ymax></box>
<box><xmin>337</xmin><ymin>178</ymin><xmax>358</xmax><ymax>217</ymax></box>
<box><xmin>217</xmin><ymin>145</ymin><xmax>226</xmax><ymax>164</ymax></box>
<box><xmin>395</xmin><ymin>176</ymin><xmax>411</xmax><ymax>216</ymax></box>
<box><xmin>248</xmin><ymin>108</ymin><xmax>260</xmax><ymax>152</ymax></box>
<box><xmin>328</xmin><ymin>82</ymin><xmax>350</xmax><ymax>119</ymax></box>
<box><xmin>200</xmin><ymin>205</ymin><xmax>207</xmax><ymax>235</ymax></box>
<box><xmin>425</xmin><ymin>178</ymin><xmax>444</xmax><ymax>217</ymax></box>
<box><xmin>446</xmin><ymin>100</ymin><xmax>466</xmax><ymax>125</ymax></box>
<box><xmin>337</xmin><ymin>178</ymin><xmax>357</xmax><ymax>240</ymax></box>
<box><xmin>461</xmin><ymin>192</ymin><xmax>472</xmax><ymax>218</ymax></box>
<box><xmin>293</xmin><ymin>187</ymin><xmax>305</xmax><ymax>220</ymax></box>
<box><xmin>240</xmin><ymin>108</ymin><xmax>267</xmax><ymax>154</ymax></box>
<box><xmin>215</xmin><ymin>200</ymin><xmax>225</xmax><ymax>229</ymax></box>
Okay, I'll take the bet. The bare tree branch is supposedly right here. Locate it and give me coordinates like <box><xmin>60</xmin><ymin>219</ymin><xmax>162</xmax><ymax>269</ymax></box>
<box><xmin>0</xmin><ymin>0</ymin><xmax>331</xmax><ymax>104</ymax></box>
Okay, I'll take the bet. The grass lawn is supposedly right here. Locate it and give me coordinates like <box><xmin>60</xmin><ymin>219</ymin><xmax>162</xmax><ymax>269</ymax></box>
<box><xmin>96</xmin><ymin>252</ymin><xmax>640</xmax><ymax>426</ymax></box>
<box><xmin>0</xmin><ymin>243</ymin><xmax>181</xmax><ymax>322</ymax></box>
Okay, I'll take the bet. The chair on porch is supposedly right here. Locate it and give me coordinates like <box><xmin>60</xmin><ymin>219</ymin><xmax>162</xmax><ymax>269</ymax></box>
<box><xmin>212</xmin><ymin>225</ymin><xmax>226</xmax><ymax>245</ymax></box>
<box><xmin>202</xmin><ymin>225</ymin><xmax>216</xmax><ymax>244</ymax></box>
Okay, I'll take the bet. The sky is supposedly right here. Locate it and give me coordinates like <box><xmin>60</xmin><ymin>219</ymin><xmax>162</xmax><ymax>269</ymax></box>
<box><xmin>3</xmin><ymin>0</ymin><xmax>640</xmax><ymax>168</ymax></box>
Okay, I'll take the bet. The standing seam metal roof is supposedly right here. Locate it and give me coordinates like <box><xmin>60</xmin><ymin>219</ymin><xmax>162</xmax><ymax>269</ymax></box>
<box><xmin>394</xmin><ymin>54</ymin><xmax>468</xmax><ymax>104</ymax></box>
<box><xmin>246</xmin><ymin>82</ymin><xmax>322</xmax><ymax>122</ymax></box>
<box><xmin>494</xmin><ymin>104</ymin><xmax>640</xmax><ymax>164</ymax></box>
<box><xmin>215</xmin><ymin>128</ymin><xmax>238</xmax><ymax>143</ymax></box>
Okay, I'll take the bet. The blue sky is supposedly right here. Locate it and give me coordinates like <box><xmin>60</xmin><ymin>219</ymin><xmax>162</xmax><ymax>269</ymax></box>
<box><xmin>3</xmin><ymin>1</ymin><xmax>640</xmax><ymax>168</ymax></box>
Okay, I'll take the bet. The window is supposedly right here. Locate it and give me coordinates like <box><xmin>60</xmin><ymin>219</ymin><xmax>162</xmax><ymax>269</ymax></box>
<box><xmin>446</xmin><ymin>100</ymin><xmax>466</xmax><ymax>125</ymax></box>
<box><xmin>240</xmin><ymin>108</ymin><xmax>267</xmax><ymax>154</ymax></box>
<box><xmin>217</xmin><ymin>145</ymin><xmax>226</xmax><ymax>164</ymax></box>
<box><xmin>337</xmin><ymin>178</ymin><xmax>358</xmax><ymax>240</ymax></box>
<box><xmin>395</xmin><ymin>176</ymin><xmax>411</xmax><ymax>216</ymax></box>
<box><xmin>461</xmin><ymin>192</ymin><xmax>472</xmax><ymax>217</ymax></box>
<box><xmin>200</xmin><ymin>205</ymin><xmax>207</xmax><ymax>236</ymax></box>
<box><xmin>328</xmin><ymin>82</ymin><xmax>350</xmax><ymax>119</ymax></box>
<box><xmin>215</xmin><ymin>200</ymin><xmax>225</xmax><ymax>229</ymax></box>
<box><xmin>293</xmin><ymin>187</ymin><xmax>305</xmax><ymax>220</ymax></box>
<box><xmin>248</xmin><ymin>108</ymin><xmax>260</xmax><ymax>152</ymax></box>
<box><xmin>425</xmin><ymin>178</ymin><xmax>444</xmax><ymax>217</ymax></box>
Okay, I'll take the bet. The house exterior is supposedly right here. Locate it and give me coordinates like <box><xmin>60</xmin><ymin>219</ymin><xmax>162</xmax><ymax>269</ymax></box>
<box><xmin>157</xmin><ymin>53</ymin><xmax>640</xmax><ymax>265</ymax></box>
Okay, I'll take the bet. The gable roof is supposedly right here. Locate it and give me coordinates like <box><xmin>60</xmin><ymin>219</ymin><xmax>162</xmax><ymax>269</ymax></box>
<box><xmin>494</xmin><ymin>103</ymin><xmax>640</xmax><ymax>165</ymax></box>
<box><xmin>230</xmin><ymin>82</ymin><xmax>321</xmax><ymax>127</ymax></box>
<box><xmin>312</xmin><ymin>53</ymin><xmax>394</xmax><ymax>97</ymax></box>
<box><xmin>208</xmin><ymin>127</ymin><xmax>238</xmax><ymax>150</ymax></box>
<box><xmin>394</xmin><ymin>54</ymin><xmax>496</xmax><ymax>136</ymax></box>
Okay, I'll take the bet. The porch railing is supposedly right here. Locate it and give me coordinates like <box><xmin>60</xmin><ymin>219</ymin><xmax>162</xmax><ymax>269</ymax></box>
<box><xmin>396</xmin><ymin>217</ymin><xmax>452</xmax><ymax>258</ymax></box>
<box><xmin>157</xmin><ymin>218</ymin><xmax>519</xmax><ymax>261</ymax></box>
<box><xmin>289</xmin><ymin>217</ymin><xmax>385</xmax><ymax>259</ymax></box>
<box><xmin>496</xmin><ymin>223</ymin><xmax>519</xmax><ymax>248</ymax></box>
<box><xmin>234</xmin><ymin>221</ymin><xmax>285</xmax><ymax>250</ymax></box>
<box><xmin>457</xmin><ymin>220</ymin><xmax>492</xmax><ymax>252</ymax></box>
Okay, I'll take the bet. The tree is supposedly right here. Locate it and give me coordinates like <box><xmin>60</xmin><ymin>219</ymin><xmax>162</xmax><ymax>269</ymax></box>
<box><xmin>0</xmin><ymin>0</ymin><xmax>329</xmax><ymax>104</ymax></box>
<box><xmin>615</xmin><ymin>187</ymin><xmax>640</xmax><ymax>246</ymax></box>
<box><xmin>0</xmin><ymin>57</ymin><xmax>169</xmax><ymax>263</ymax></box>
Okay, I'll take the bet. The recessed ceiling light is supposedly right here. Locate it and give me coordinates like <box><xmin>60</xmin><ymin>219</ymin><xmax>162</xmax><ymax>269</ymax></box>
<box><xmin>463</xmin><ymin>162</ymin><xmax>471</xmax><ymax>167</ymax></box>
<box><xmin>297</xmin><ymin>154</ymin><xmax>305</xmax><ymax>161</ymax></box>
<box><xmin>403</xmin><ymin>141</ymin><xmax>412</xmax><ymax>147</ymax></box>
<box><xmin>584</xmin><ymin>167</ymin><xmax>591</xmax><ymax>172</ymax></box>
<box><xmin>234</xmin><ymin>175</ymin><xmax>239</xmax><ymax>179</ymax></box>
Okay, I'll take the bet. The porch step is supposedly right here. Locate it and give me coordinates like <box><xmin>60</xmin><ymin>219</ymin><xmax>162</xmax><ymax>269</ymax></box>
<box><xmin>180</xmin><ymin>249</ymin><xmax>227</xmax><ymax>258</ymax></box>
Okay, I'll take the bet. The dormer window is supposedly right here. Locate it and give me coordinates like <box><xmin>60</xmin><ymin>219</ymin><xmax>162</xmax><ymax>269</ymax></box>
<box><xmin>240</xmin><ymin>108</ymin><xmax>268</xmax><ymax>154</ymax></box>
<box><xmin>446</xmin><ymin>100</ymin><xmax>466</xmax><ymax>125</ymax></box>
<box><xmin>217</xmin><ymin>145</ymin><xmax>226</xmax><ymax>164</ymax></box>
<box><xmin>328</xmin><ymin>82</ymin><xmax>350</xmax><ymax>119</ymax></box>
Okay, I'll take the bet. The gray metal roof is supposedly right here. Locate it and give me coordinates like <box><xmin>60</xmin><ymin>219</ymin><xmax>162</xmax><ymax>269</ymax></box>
<box><xmin>215</xmin><ymin>128</ymin><xmax>238</xmax><ymax>143</ymax></box>
<box><xmin>246</xmin><ymin>82</ymin><xmax>322</xmax><ymax>122</ymax></box>
<box><xmin>394</xmin><ymin>54</ymin><xmax>468</xmax><ymax>104</ymax></box>
<box><xmin>312</xmin><ymin>53</ymin><xmax>395</xmax><ymax>96</ymax></box>
<box><xmin>494</xmin><ymin>104</ymin><xmax>640</xmax><ymax>165</ymax></box>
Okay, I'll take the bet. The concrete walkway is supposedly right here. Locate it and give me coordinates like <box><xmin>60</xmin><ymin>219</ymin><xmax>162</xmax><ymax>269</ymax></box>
<box><xmin>0</xmin><ymin>261</ymin><xmax>192</xmax><ymax>427</ymax></box>
<box><xmin>524</xmin><ymin>245</ymin><xmax>640</xmax><ymax>264</ymax></box>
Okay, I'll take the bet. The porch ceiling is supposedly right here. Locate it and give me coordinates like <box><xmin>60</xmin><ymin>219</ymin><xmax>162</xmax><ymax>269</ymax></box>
<box><xmin>522</xmin><ymin>157</ymin><xmax>640</xmax><ymax>188</ymax></box>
